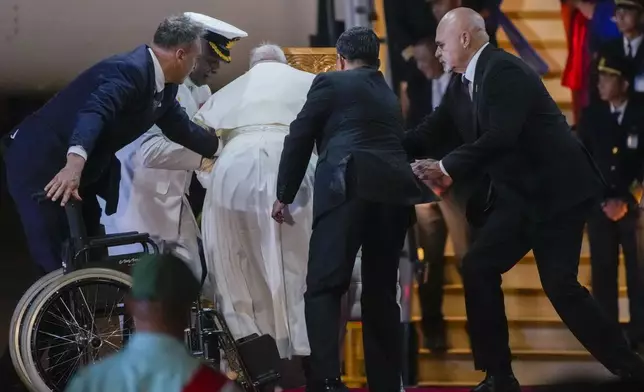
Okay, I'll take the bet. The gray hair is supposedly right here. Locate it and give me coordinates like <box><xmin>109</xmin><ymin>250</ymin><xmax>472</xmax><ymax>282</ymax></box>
<box><xmin>153</xmin><ymin>15</ymin><xmax>204</xmax><ymax>49</ymax></box>
<box><xmin>249</xmin><ymin>43</ymin><xmax>287</xmax><ymax>68</ymax></box>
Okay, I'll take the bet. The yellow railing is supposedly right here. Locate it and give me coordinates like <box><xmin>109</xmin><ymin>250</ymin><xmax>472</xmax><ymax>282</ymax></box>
<box><xmin>342</xmin><ymin>321</ymin><xmax>367</xmax><ymax>387</ymax></box>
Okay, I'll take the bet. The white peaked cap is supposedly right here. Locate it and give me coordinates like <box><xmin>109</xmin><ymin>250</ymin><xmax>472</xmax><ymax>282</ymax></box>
<box><xmin>184</xmin><ymin>12</ymin><xmax>248</xmax><ymax>40</ymax></box>
<box><xmin>184</xmin><ymin>12</ymin><xmax>247</xmax><ymax>62</ymax></box>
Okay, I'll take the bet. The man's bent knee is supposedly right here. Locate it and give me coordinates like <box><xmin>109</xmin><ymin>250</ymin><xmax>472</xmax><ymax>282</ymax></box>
<box><xmin>541</xmin><ymin>274</ymin><xmax>587</xmax><ymax>302</ymax></box>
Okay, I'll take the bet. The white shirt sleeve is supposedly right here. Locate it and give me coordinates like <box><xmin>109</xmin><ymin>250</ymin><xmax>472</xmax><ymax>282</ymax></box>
<box><xmin>67</xmin><ymin>145</ymin><xmax>88</xmax><ymax>161</ymax></box>
<box><xmin>439</xmin><ymin>160</ymin><xmax>450</xmax><ymax>177</ymax></box>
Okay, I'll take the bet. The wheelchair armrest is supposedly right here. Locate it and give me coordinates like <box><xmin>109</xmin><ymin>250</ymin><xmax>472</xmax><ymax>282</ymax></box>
<box><xmin>88</xmin><ymin>233</ymin><xmax>153</xmax><ymax>249</ymax></box>
<box><xmin>96</xmin><ymin>231</ymin><xmax>139</xmax><ymax>239</ymax></box>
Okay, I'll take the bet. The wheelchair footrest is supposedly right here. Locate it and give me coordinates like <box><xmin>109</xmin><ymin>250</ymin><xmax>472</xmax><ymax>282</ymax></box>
<box><xmin>252</xmin><ymin>371</ymin><xmax>281</xmax><ymax>387</ymax></box>
<box><xmin>236</xmin><ymin>334</ymin><xmax>282</xmax><ymax>385</ymax></box>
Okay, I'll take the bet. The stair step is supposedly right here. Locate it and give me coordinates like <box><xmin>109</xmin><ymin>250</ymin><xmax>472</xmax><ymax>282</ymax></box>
<box><xmin>344</xmin><ymin>322</ymin><xmax>614</xmax><ymax>386</ymax></box>
<box><xmin>502</xmin><ymin>0</ymin><xmax>563</xmax><ymax>13</ymax></box>
<box><xmin>419</xmin><ymin>348</ymin><xmax>591</xmax><ymax>358</ymax></box>
<box><xmin>498</xmin><ymin>42</ymin><xmax>568</xmax><ymax>79</ymax></box>
<box><xmin>438</xmin><ymin>256</ymin><xmax>621</xmax><ymax>289</ymax></box>
<box><xmin>441</xmin><ymin>235</ymin><xmax>591</xmax><ymax>259</ymax></box>
<box><xmin>416</xmin><ymin>355</ymin><xmax>612</xmax><ymax>386</ymax></box>
<box><xmin>504</xmin><ymin>11</ymin><xmax>563</xmax><ymax>20</ymax></box>
<box><xmin>413</xmin><ymin>316</ymin><xmax>631</xmax><ymax>352</ymax></box>
<box><xmin>498</xmin><ymin>19</ymin><xmax>567</xmax><ymax>42</ymax></box>
<box><xmin>411</xmin><ymin>282</ymin><xmax>631</xmax><ymax>320</ymax></box>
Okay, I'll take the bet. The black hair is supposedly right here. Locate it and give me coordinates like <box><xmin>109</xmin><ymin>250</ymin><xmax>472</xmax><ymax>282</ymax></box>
<box><xmin>336</xmin><ymin>26</ymin><xmax>381</xmax><ymax>67</ymax></box>
<box><xmin>415</xmin><ymin>36</ymin><xmax>437</xmax><ymax>50</ymax></box>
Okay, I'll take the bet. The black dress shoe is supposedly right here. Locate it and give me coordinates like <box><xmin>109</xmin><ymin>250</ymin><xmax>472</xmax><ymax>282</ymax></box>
<box><xmin>424</xmin><ymin>321</ymin><xmax>448</xmax><ymax>353</ymax></box>
<box><xmin>615</xmin><ymin>352</ymin><xmax>644</xmax><ymax>384</ymax></box>
<box><xmin>305</xmin><ymin>377</ymin><xmax>349</xmax><ymax>392</ymax></box>
<box><xmin>471</xmin><ymin>374</ymin><xmax>521</xmax><ymax>392</ymax></box>
<box><xmin>424</xmin><ymin>330</ymin><xmax>448</xmax><ymax>353</ymax></box>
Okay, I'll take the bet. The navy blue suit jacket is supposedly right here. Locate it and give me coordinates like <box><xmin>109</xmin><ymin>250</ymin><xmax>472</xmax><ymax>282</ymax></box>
<box><xmin>3</xmin><ymin>45</ymin><xmax>218</xmax><ymax>214</ymax></box>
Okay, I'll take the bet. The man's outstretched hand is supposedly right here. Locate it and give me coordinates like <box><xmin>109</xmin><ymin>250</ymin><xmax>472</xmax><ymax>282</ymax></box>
<box><xmin>271</xmin><ymin>200</ymin><xmax>294</xmax><ymax>225</ymax></box>
<box><xmin>411</xmin><ymin>159</ymin><xmax>453</xmax><ymax>196</ymax></box>
<box><xmin>44</xmin><ymin>154</ymin><xmax>84</xmax><ymax>206</ymax></box>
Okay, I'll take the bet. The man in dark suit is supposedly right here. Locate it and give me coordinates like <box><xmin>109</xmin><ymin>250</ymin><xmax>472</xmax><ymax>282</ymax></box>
<box><xmin>406</xmin><ymin>8</ymin><xmax>644</xmax><ymax>392</ymax></box>
<box><xmin>2</xmin><ymin>15</ymin><xmax>219</xmax><ymax>274</ymax></box>
<box><xmin>578</xmin><ymin>54</ymin><xmax>644</xmax><ymax>350</ymax></box>
<box><xmin>272</xmin><ymin>27</ymin><xmax>432</xmax><ymax>392</ymax></box>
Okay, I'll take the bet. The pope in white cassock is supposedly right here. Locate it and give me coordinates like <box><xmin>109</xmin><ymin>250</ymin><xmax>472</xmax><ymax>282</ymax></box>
<box><xmin>99</xmin><ymin>13</ymin><xmax>247</xmax><ymax>279</ymax></box>
<box><xmin>194</xmin><ymin>44</ymin><xmax>317</xmax><ymax>360</ymax></box>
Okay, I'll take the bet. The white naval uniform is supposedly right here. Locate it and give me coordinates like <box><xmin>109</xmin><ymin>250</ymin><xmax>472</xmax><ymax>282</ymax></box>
<box><xmin>99</xmin><ymin>76</ymin><xmax>212</xmax><ymax>278</ymax></box>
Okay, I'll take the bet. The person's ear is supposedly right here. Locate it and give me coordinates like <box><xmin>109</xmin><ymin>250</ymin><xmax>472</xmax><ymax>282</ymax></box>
<box><xmin>336</xmin><ymin>55</ymin><xmax>346</xmax><ymax>71</ymax></box>
<box><xmin>176</xmin><ymin>48</ymin><xmax>186</xmax><ymax>61</ymax></box>
<box><xmin>461</xmin><ymin>32</ymin><xmax>470</xmax><ymax>49</ymax></box>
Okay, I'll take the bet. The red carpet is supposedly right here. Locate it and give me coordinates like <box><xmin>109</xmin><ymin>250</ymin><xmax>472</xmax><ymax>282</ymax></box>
<box><xmin>284</xmin><ymin>389</ymin><xmax>517</xmax><ymax>391</ymax></box>
<box><xmin>285</xmin><ymin>389</ymin><xmax>535</xmax><ymax>391</ymax></box>
<box><xmin>285</xmin><ymin>387</ymin><xmax>480</xmax><ymax>392</ymax></box>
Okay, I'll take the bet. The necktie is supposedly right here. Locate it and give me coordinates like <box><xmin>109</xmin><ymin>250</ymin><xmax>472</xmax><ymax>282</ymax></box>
<box><xmin>153</xmin><ymin>90</ymin><xmax>164</xmax><ymax>108</ymax></box>
<box><xmin>627</xmin><ymin>41</ymin><xmax>633</xmax><ymax>58</ymax></box>
<box><xmin>461</xmin><ymin>75</ymin><xmax>471</xmax><ymax>100</ymax></box>
<box><xmin>612</xmin><ymin>111</ymin><xmax>621</xmax><ymax>125</ymax></box>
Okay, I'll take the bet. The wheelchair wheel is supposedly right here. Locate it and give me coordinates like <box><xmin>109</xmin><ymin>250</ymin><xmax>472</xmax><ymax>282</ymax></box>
<box><xmin>9</xmin><ymin>269</ymin><xmax>64</xmax><ymax>389</ymax></box>
<box><xmin>19</xmin><ymin>268</ymin><xmax>133</xmax><ymax>392</ymax></box>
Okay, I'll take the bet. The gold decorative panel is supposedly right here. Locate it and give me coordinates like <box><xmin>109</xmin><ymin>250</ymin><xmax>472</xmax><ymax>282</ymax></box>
<box><xmin>283</xmin><ymin>46</ymin><xmax>388</xmax><ymax>75</ymax></box>
<box><xmin>283</xmin><ymin>47</ymin><xmax>337</xmax><ymax>75</ymax></box>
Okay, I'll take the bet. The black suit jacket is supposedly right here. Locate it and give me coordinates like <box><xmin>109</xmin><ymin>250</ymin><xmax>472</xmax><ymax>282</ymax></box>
<box><xmin>578</xmin><ymin>98</ymin><xmax>644</xmax><ymax>202</ymax></box>
<box><xmin>404</xmin><ymin>45</ymin><xmax>604</xmax><ymax>222</ymax></box>
<box><xmin>277</xmin><ymin>67</ymin><xmax>433</xmax><ymax>220</ymax></box>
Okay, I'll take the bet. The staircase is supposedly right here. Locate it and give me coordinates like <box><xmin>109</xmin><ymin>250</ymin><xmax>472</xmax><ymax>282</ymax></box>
<box><xmin>498</xmin><ymin>0</ymin><xmax>572</xmax><ymax>123</ymax></box>
<box><xmin>343</xmin><ymin>235</ymin><xmax>625</xmax><ymax>387</ymax></box>
<box><xmin>341</xmin><ymin>0</ymin><xmax>626</xmax><ymax>387</ymax></box>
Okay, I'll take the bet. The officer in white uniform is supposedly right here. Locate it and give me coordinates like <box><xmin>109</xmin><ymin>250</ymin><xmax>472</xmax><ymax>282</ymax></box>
<box><xmin>99</xmin><ymin>12</ymin><xmax>248</xmax><ymax>279</ymax></box>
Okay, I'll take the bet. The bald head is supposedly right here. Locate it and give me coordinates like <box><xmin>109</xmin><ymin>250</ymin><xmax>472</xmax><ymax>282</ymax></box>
<box><xmin>441</xmin><ymin>7</ymin><xmax>488</xmax><ymax>35</ymax></box>
<box><xmin>435</xmin><ymin>7</ymin><xmax>490</xmax><ymax>73</ymax></box>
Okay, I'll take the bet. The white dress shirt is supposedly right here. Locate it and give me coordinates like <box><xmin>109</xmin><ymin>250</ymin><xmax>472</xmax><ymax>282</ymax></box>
<box><xmin>611</xmin><ymin>100</ymin><xmax>628</xmax><ymax>125</ymax></box>
<box><xmin>183</xmin><ymin>77</ymin><xmax>211</xmax><ymax>108</ymax></box>
<box><xmin>67</xmin><ymin>48</ymin><xmax>165</xmax><ymax>161</ymax></box>
<box><xmin>439</xmin><ymin>42</ymin><xmax>490</xmax><ymax>176</ymax></box>
<box><xmin>624</xmin><ymin>35</ymin><xmax>643</xmax><ymax>58</ymax></box>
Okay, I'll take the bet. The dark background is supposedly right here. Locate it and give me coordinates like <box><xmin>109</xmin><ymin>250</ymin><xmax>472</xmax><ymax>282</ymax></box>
<box><xmin>0</xmin><ymin>95</ymin><xmax>53</xmax><ymax>387</ymax></box>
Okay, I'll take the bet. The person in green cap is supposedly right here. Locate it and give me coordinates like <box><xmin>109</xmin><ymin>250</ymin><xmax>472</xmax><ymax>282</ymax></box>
<box><xmin>65</xmin><ymin>253</ymin><xmax>240</xmax><ymax>392</ymax></box>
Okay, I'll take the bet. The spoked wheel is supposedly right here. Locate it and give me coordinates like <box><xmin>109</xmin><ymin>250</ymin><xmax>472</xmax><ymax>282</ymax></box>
<box><xmin>19</xmin><ymin>268</ymin><xmax>134</xmax><ymax>392</ymax></box>
<box><xmin>9</xmin><ymin>269</ymin><xmax>64</xmax><ymax>389</ymax></box>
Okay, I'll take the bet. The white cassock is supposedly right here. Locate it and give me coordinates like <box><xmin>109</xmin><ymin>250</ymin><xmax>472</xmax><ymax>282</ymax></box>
<box><xmin>194</xmin><ymin>62</ymin><xmax>316</xmax><ymax>358</ymax></box>
<box><xmin>98</xmin><ymin>78</ymin><xmax>212</xmax><ymax>278</ymax></box>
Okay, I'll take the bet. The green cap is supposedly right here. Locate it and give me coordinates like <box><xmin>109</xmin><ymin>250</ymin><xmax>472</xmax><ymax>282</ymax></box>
<box><xmin>130</xmin><ymin>253</ymin><xmax>200</xmax><ymax>303</ymax></box>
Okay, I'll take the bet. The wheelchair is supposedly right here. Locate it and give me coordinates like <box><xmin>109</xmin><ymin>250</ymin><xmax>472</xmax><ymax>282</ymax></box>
<box><xmin>10</xmin><ymin>194</ymin><xmax>280</xmax><ymax>392</ymax></box>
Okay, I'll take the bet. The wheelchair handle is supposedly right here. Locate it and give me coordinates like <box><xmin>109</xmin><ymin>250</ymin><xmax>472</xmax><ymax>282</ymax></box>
<box><xmin>32</xmin><ymin>191</ymin><xmax>87</xmax><ymax>244</ymax></box>
<box><xmin>31</xmin><ymin>191</ymin><xmax>160</xmax><ymax>266</ymax></box>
